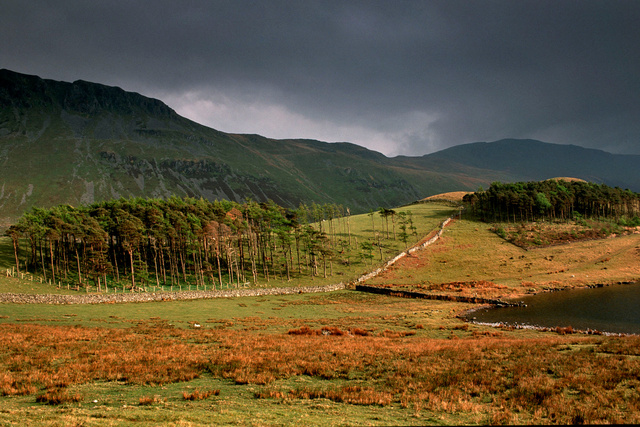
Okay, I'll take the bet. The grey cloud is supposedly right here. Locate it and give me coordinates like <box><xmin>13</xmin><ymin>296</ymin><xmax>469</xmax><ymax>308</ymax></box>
<box><xmin>2</xmin><ymin>0</ymin><xmax>639</xmax><ymax>155</ymax></box>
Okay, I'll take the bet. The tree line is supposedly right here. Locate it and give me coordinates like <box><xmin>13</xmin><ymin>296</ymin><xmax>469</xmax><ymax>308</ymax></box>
<box><xmin>4</xmin><ymin>197</ymin><xmax>416</xmax><ymax>291</ymax></box>
<box><xmin>463</xmin><ymin>180</ymin><xmax>640</xmax><ymax>224</ymax></box>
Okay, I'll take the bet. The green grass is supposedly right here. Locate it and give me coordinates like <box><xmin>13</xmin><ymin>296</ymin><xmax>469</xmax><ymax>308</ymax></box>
<box><xmin>0</xmin><ymin>288</ymin><xmax>497</xmax><ymax>426</ymax></box>
<box><xmin>0</xmin><ymin>288</ymin><xmax>530</xmax><ymax>426</ymax></box>
<box><xmin>0</xmin><ymin>290</ymin><xmax>467</xmax><ymax>337</ymax></box>
<box><xmin>0</xmin><ymin>375</ymin><xmax>465</xmax><ymax>426</ymax></box>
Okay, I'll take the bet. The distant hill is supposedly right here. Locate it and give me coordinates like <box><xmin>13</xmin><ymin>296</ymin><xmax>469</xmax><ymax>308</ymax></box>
<box><xmin>417</xmin><ymin>139</ymin><xmax>640</xmax><ymax>191</ymax></box>
<box><xmin>1</xmin><ymin>69</ymin><xmax>638</xmax><ymax>225</ymax></box>
<box><xmin>421</xmin><ymin>192</ymin><xmax>472</xmax><ymax>203</ymax></box>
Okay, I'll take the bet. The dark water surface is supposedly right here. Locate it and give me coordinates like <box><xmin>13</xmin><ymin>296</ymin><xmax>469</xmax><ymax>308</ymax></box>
<box><xmin>467</xmin><ymin>283</ymin><xmax>640</xmax><ymax>335</ymax></box>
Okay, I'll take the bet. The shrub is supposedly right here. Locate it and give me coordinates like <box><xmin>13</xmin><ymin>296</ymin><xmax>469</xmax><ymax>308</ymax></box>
<box><xmin>555</xmin><ymin>326</ymin><xmax>574</xmax><ymax>335</ymax></box>
<box><xmin>182</xmin><ymin>389</ymin><xmax>220</xmax><ymax>400</ymax></box>
<box><xmin>287</xmin><ymin>326</ymin><xmax>347</xmax><ymax>336</ymax></box>
<box><xmin>321</xmin><ymin>326</ymin><xmax>345</xmax><ymax>336</ymax></box>
<box><xmin>379</xmin><ymin>330</ymin><xmax>416</xmax><ymax>338</ymax></box>
<box><xmin>0</xmin><ymin>374</ymin><xmax>37</xmax><ymax>396</ymax></box>
<box><xmin>288</xmin><ymin>326</ymin><xmax>319</xmax><ymax>335</ymax></box>
<box><xmin>287</xmin><ymin>386</ymin><xmax>393</xmax><ymax>406</ymax></box>
<box><xmin>254</xmin><ymin>389</ymin><xmax>286</xmax><ymax>399</ymax></box>
<box><xmin>139</xmin><ymin>395</ymin><xmax>162</xmax><ymax>405</ymax></box>
<box><xmin>36</xmin><ymin>388</ymin><xmax>82</xmax><ymax>405</ymax></box>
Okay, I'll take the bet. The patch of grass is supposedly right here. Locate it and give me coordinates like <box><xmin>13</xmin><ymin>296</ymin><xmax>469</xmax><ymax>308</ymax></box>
<box><xmin>1</xmin><ymin>320</ymin><xmax>638</xmax><ymax>424</ymax></box>
<box><xmin>138</xmin><ymin>395</ymin><xmax>162</xmax><ymax>406</ymax></box>
<box><xmin>0</xmin><ymin>290</ymin><xmax>454</xmax><ymax>331</ymax></box>
<box><xmin>367</xmin><ymin>218</ymin><xmax>640</xmax><ymax>297</ymax></box>
<box><xmin>36</xmin><ymin>388</ymin><xmax>82</xmax><ymax>405</ymax></box>
<box><xmin>495</xmin><ymin>219</ymin><xmax>634</xmax><ymax>249</ymax></box>
<box><xmin>182</xmin><ymin>388</ymin><xmax>220</xmax><ymax>401</ymax></box>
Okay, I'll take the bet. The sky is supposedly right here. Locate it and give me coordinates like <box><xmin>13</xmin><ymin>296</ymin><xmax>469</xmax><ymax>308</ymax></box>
<box><xmin>2</xmin><ymin>0</ymin><xmax>640</xmax><ymax>157</ymax></box>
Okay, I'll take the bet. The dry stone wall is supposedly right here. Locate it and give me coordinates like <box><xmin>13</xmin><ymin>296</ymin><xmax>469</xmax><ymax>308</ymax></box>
<box><xmin>0</xmin><ymin>283</ymin><xmax>346</xmax><ymax>305</ymax></box>
<box><xmin>355</xmin><ymin>284</ymin><xmax>523</xmax><ymax>307</ymax></box>
<box><xmin>354</xmin><ymin>217</ymin><xmax>454</xmax><ymax>285</ymax></box>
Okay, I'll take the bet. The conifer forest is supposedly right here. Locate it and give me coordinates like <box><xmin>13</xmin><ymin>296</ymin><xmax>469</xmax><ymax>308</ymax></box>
<box><xmin>4</xmin><ymin>198</ymin><xmax>417</xmax><ymax>291</ymax></box>
<box><xmin>463</xmin><ymin>180</ymin><xmax>640</xmax><ymax>224</ymax></box>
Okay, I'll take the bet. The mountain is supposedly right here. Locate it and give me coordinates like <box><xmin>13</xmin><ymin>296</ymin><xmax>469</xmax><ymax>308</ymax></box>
<box><xmin>419</xmin><ymin>139</ymin><xmax>640</xmax><ymax>190</ymax></box>
<box><xmin>1</xmin><ymin>69</ymin><xmax>638</xmax><ymax>226</ymax></box>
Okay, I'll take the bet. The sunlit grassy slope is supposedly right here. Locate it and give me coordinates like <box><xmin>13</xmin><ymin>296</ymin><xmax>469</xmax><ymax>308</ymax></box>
<box><xmin>366</xmin><ymin>217</ymin><xmax>640</xmax><ymax>299</ymax></box>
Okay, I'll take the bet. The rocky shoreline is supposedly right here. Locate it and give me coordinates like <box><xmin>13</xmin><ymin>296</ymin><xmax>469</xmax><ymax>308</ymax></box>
<box><xmin>355</xmin><ymin>284</ymin><xmax>524</xmax><ymax>307</ymax></box>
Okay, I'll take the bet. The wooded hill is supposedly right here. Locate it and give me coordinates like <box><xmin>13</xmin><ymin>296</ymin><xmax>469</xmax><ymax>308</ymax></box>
<box><xmin>2</xmin><ymin>69</ymin><xmax>640</xmax><ymax>226</ymax></box>
<box><xmin>463</xmin><ymin>180</ymin><xmax>640</xmax><ymax>224</ymax></box>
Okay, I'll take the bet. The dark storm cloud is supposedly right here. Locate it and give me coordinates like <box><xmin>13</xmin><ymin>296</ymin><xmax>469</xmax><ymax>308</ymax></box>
<box><xmin>2</xmin><ymin>0</ymin><xmax>640</xmax><ymax>155</ymax></box>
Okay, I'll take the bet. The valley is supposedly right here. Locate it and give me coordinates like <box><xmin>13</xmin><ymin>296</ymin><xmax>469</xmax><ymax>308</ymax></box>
<box><xmin>2</xmin><ymin>69</ymin><xmax>640</xmax><ymax>425</ymax></box>
<box><xmin>3</xmin><ymin>0</ymin><xmax>640</xmax><ymax>420</ymax></box>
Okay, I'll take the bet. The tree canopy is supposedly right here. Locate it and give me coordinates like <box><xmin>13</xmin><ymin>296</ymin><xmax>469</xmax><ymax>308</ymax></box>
<box><xmin>5</xmin><ymin>197</ymin><xmax>357</xmax><ymax>290</ymax></box>
<box><xmin>463</xmin><ymin>180</ymin><xmax>640</xmax><ymax>224</ymax></box>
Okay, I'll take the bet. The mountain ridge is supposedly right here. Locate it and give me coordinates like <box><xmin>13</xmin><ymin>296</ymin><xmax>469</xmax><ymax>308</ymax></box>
<box><xmin>422</xmin><ymin>138</ymin><xmax>640</xmax><ymax>189</ymax></box>
<box><xmin>1</xmin><ymin>69</ymin><xmax>638</xmax><ymax>225</ymax></box>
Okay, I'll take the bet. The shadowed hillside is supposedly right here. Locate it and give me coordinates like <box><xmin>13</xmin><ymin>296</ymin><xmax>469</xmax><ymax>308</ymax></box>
<box><xmin>418</xmin><ymin>139</ymin><xmax>640</xmax><ymax>190</ymax></box>
<box><xmin>0</xmin><ymin>70</ymin><xmax>488</xmax><ymax>224</ymax></box>
<box><xmin>1</xmin><ymin>69</ymin><xmax>638</xmax><ymax>226</ymax></box>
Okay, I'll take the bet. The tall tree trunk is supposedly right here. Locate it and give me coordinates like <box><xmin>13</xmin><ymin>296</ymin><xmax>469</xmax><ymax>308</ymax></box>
<box><xmin>49</xmin><ymin>240</ymin><xmax>56</xmax><ymax>285</ymax></box>
<box><xmin>322</xmin><ymin>254</ymin><xmax>327</xmax><ymax>278</ymax></box>
<box><xmin>285</xmin><ymin>248</ymin><xmax>291</xmax><ymax>281</ymax></box>
<box><xmin>153</xmin><ymin>250</ymin><xmax>160</xmax><ymax>287</ymax></box>
<box><xmin>11</xmin><ymin>238</ymin><xmax>20</xmax><ymax>275</ymax></box>
<box><xmin>75</xmin><ymin>247</ymin><xmax>82</xmax><ymax>285</ymax></box>
<box><xmin>216</xmin><ymin>250</ymin><xmax>223</xmax><ymax>288</ymax></box>
<box><xmin>391</xmin><ymin>215</ymin><xmax>396</xmax><ymax>240</ymax></box>
<box><xmin>113</xmin><ymin>245</ymin><xmax>120</xmax><ymax>282</ymax></box>
<box><xmin>128</xmin><ymin>250</ymin><xmax>135</xmax><ymax>288</ymax></box>
<box><xmin>179</xmin><ymin>249</ymin><xmax>187</xmax><ymax>282</ymax></box>
<box><xmin>40</xmin><ymin>240</ymin><xmax>47</xmax><ymax>281</ymax></box>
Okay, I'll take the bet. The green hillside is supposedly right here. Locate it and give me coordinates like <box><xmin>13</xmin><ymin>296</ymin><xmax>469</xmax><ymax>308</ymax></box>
<box><xmin>0</xmin><ymin>70</ymin><xmax>466</xmax><ymax>225</ymax></box>
<box><xmin>2</xmin><ymin>69</ymin><xmax>639</xmax><ymax>227</ymax></box>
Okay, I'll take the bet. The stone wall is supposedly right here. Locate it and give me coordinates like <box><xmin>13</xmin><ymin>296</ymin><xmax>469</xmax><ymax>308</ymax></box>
<box><xmin>353</xmin><ymin>216</ymin><xmax>455</xmax><ymax>285</ymax></box>
<box><xmin>0</xmin><ymin>283</ymin><xmax>346</xmax><ymax>305</ymax></box>
<box><xmin>355</xmin><ymin>284</ymin><xmax>523</xmax><ymax>307</ymax></box>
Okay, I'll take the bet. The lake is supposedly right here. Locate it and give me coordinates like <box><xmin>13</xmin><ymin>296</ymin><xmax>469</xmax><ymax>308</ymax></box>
<box><xmin>466</xmin><ymin>283</ymin><xmax>640</xmax><ymax>335</ymax></box>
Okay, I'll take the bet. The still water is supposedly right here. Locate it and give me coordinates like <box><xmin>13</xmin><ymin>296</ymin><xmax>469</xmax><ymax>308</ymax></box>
<box><xmin>467</xmin><ymin>283</ymin><xmax>640</xmax><ymax>335</ymax></box>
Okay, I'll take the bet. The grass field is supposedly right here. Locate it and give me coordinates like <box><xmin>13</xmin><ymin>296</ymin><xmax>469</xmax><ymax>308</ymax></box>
<box><xmin>1</xmin><ymin>202</ymin><xmax>639</xmax><ymax>425</ymax></box>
